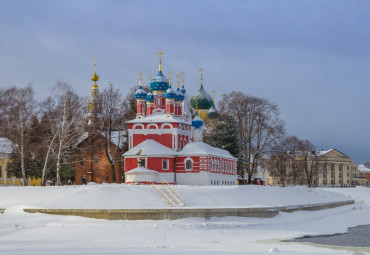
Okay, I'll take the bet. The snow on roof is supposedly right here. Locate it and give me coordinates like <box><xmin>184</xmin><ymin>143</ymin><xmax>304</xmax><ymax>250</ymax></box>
<box><xmin>0</xmin><ymin>137</ymin><xmax>13</xmax><ymax>154</ymax></box>
<box><xmin>127</xmin><ymin>112</ymin><xmax>191</xmax><ymax>125</ymax></box>
<box><xmin>126</xmin><ymin>166</ymin><xmax>159</xmax><ymax>174</ymax></box>
<box><xmin>180</xmin><ymin>142</ymin><xmax>236</xmax><ymax>159</ymax></box>
<box><xmin>358</xmin><ymin>164</ymin><xmax>370</xmax><ymax>173</ymax></box>
<box><xmin>123</xmin><ymin>139</ymin><xmax>176</xmax><ymax>156</ymax></box>
<box><xmin>75</xmin><ymin>131</ymin><xmax>126</xmax><ymax>148</ymax></box>
<box><xmin>316</xmin><ymin>149</ymin><xmax>334</xmax><ymax>156</ymax></box>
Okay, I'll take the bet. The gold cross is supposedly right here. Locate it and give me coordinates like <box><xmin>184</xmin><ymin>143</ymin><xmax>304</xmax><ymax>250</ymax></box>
<box><xmin>168</xmin><ymin>72</ymin><xmax>172</xmax><ymax>86</ymax></box>
<box><xmin>181</xmin><ymin>72</ymin><xmax>185</xmax><ymax>85</ymax></box>
<box><xmin>176</xmin><ymin>74</ymin><xmax>180</xmax><ymax>88</ymax></box>
<box><xmin>211</xmin><ymin>90</ymin><xmax>216</xmax><ymax>102</ymax></box>
<box><xmin>199</xmin><ymin>68</ymin><xmax>204</xmax><ymax>87</ymax></box>
<box><xmin>138</xmin><ymin>72</ymin><xmax>142</xmax><ymax>86</ymax></box>
<box><xmin>157</xmin><ymin>50</ymin><xmax>164</xmax><ymax>71</ymax></box>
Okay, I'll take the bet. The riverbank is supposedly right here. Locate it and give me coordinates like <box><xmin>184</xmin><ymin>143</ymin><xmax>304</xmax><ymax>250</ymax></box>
<box><xmin>1</xmin><ymin>186</ymin><xmax>370</xmax><ymax>254</ymax></box>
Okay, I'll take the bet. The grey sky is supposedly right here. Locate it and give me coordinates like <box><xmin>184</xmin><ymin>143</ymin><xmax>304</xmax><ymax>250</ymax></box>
<box><xmin>0</xmin><ymin>0</ymin><xmax>369</xmax><ymax>162</ymax></box>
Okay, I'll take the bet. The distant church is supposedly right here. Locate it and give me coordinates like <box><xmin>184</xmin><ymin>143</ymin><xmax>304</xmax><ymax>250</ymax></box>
<box><xmin>74</xmin><ymin>59</ymin><xmax>124</xmax><ymax>185</ymax></box>
<box><xmin>74</xmin><ymin>52</ymin><xmax>237</xmax><ymax>185</ymax></box>
<box><xmin>124</xmin><ymin>51</ymin><xmax>237</xmax><ymax>185</ymax></box>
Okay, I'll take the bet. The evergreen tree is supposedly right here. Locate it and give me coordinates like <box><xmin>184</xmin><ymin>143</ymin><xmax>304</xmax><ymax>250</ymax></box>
<box><xmin>205</xmin><ymin>115</ymin><xmax>243</xmax><ymax>175</ymax></box>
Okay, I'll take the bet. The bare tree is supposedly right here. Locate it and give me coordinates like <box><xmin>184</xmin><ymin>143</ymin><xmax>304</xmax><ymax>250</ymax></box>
<box><xmin>100</xmin><ymin>83</ymin><xmax>125</xmax><ymax>183</ymax></box>
<box><xmin>283</xmin><ymin>136</ymin><xmax>303</xmax><ymax>185</ymax></box>
<box><xmin>0</xmin><ymin>85</ymin><xmax>35</xmax><ymax>185</ymax></box>
<box><xmin>49</xmin><ymin>82</ymin><xmax>84</xmax><ymax>185</ymax></box>
<box><xmin>299</xmin><ymin>139</ymin><xmax>317</xmax><ymax>187</ymax></box>
<box><xmin>220</xmin><ymin>92</ymin><xmax>285</xmax><ymax>183</ymax></box>
<box><xmin>270</xmin><ymin>140</ymin><xmax>289</xmax><ymax>187</ymax></box>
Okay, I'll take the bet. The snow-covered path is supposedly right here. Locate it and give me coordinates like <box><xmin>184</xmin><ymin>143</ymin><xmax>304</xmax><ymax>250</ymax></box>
<box><xmin>1</xmin><ymin>185</ymin><xmax>370</xmax><ymax>254</ymax></box>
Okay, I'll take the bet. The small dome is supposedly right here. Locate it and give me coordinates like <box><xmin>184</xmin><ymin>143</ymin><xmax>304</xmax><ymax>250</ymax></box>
<box><xmin>146</xmin><ymin>89</ymin><xmax>154</xmax><ymax>102</ymax></box>
<box><xmin>190</xmin><ymin>86</ymin><xmax>213</xmax><ymax>110</ymax></box>
<box><xmin>175</xmin><ymin>87</ymin><xmax>184</xmax><ymax>101</ymax></box>
<box><xmin>150</xmin><ymin>71</ymin><xmax>169</xmax><ymax>92</ymax></box>
<box><xmin>181</xmin><ymin>85</ymin><xmax>186</xmax><ymax>95</ymax></box>
<box><xmin>207</xmin><ymin>105</ymin><xmax>218</xmax><ymax>119</ymax></box>
<box><xmin>192</xmin><ymin>112</ymin><xmax>203</xmax><ymax>129</ymax></box>
<box><xmin>134</xmin><ymin>85</ymin><xmax>147</xmax><ymax>100</ymax></box>
<box><xmin>164</xmin><ymin>88</ymin><xmax>176</xmax><ymax>99</ymax></box>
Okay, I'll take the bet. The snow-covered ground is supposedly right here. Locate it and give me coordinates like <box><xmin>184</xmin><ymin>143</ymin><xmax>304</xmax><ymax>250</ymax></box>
<box><xmin>1</xmin><ymin>185</ymin><xmax>370</xmax><ymax>254</ymax></box>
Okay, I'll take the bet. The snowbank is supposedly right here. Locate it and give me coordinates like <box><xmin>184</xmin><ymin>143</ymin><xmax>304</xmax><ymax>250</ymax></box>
<box><xmin>0</xmin><ymin>185</ymin><xmax>351</xmax><ymax>209</ymax></box>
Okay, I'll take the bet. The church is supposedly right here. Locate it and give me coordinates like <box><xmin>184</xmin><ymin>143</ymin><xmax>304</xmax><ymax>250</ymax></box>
<box><xmin>123</xmin><ymin>51</ymin><xmax>237</xmax><ymax>185</ymax></box>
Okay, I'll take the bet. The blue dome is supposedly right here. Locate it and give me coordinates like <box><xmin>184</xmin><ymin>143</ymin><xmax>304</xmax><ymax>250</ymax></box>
<box><xmin>134</xmin><ymin>85</ymin><xmax>147</xmax><ymax>100</ymax></box>
<box><xmin>181</xmin><ymin>85</ymin><xmax>186</xmax><ymax>95</ymax></box>
<box><xmin>175</xmin><ymin>87</ymin><xmax>184</xmax><ymax>101</ymax></box>
<box><xmin>150</xmin><ymin>71</ymin><xmax>169</xmax><ymax>92</ymax></box>
<box><xmin>164</xmin><ymin>87</ymin><xmax>176</xmax><ymax>99</ymax></box>
<box><xmin>146</xmin><ymin>89</ymin><xmax>154</xmax><ymax>102</ymax></box>
<box><xmin>192</xmin><ymin>112</ymin><xmax>203</xmax><ymax>129</ymax></box>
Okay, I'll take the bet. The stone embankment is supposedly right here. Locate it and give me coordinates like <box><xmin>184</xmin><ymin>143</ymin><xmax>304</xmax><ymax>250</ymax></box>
<box><xmin>23</xmin><ymin>200</ymin><xmax>354</xmax><ymax>220</ymax></box>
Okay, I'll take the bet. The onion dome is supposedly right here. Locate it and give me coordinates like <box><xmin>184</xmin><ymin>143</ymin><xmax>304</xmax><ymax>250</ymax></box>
<box><xmin>164</xmin><ymin>87</ymin><xmax>176</xmax><ymax>99</ymax></box>
<box><xmin>207</xmin><ymin>105</ymin><xmax>218</xmax><ymax>119</ymax></box>
<box><xmin>134</xmin><ymin>85</ymin><xmax>147</xmax><ymax>100</ymax></box>
<box><xmin>190</xmin><ymin>86</ymin><xmax>213</xmax><ymax>110</ymax></box>
<box><xmin>175</xmin><ymin>87</ymin><xmax>184</xmax><ymax>101</ymax></box>
<box><xmin>134</xmin><ymin>72</ymin><xmax>147</xmax><ymax>100</ymax></box>
<box><xmin>150</xmin><ymin>71</ymin><xmax>169</xmax><ymax>92</ymax></box>
<box><xmin>192</xmin><ymin>112</ymin><xmax>203</xmax><ymax>129</ymax></box>
<box><xmin>190</xmin><ymin>68</ymin><xmax>213</xmax><ymax>109</ymax></box>
<box><xmin>181</xmin><ymin>85</ymin><xmax>186</xmax><ymax>95</ymax></box>
<box><xmin>146</xmin><ymin>89</ymin><xmax>154</xmax><ymax>102</ymax></box>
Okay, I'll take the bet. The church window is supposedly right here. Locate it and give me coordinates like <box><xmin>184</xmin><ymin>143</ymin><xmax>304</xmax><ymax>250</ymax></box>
<box><xmin>0</xmin><ymin>166</ymin><xmax>2</xmax><ymax>178</ymax></box>
<box><xmin>80</xmin><ymin>160</ymin><xmax>84</xmax><ymax>167</ymax></box>
<box><xmin>162</xmin><ymin>159</ymin><xmax>169</xmax><ymax>170</ymax></box>
<box><xmin>211</xmin><ymin>180</ymin><xmax>213</xmax><ymax>185</ymax></box>
<box><xmin>185</xmin><ymin>159</ymin><xmax>193</xmax><ymax>171</ymax></box>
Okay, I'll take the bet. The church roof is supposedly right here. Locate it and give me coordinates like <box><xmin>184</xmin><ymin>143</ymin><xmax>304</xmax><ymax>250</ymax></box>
<box><xmin>134</xmin><ymin>85</ymin><xmax>147</xmax><ymax>100</ymax></box>
<box><xmin>126</xmin><ymin>166</ymin><xmax>159</xmax><ymax>174</ymax></box>
<box><xmin>190</xmin><ymin>86</ymin><xmax>213</xmax><ymax>110</ymax></box>
<box><xmin>180</xmin><ymin>142</ymin><xmax>236</xmax><ymax>159</ymax></box>
<box><xmin>126</xmin><ymin>111</ymin><xmax>191</xmax><ymax>124</ymax></box>
<box><xmin>150</xmin><ymin>71</ymin><xmax>169</xmax><ymax>92</ymax></box>
<box><xmin>207</xmin><ymin>105</ymin><xmax>218</xmax><ymax>119</ymax></box>
<box><xmin>124</xmin><ymin>139</ymin><xmax>176</xmax><ymax>156</ymax></box>
<box><xmin>0</xmin><ymin>137</ymin><xmax>13</xmax><ymax>155</ymax></box>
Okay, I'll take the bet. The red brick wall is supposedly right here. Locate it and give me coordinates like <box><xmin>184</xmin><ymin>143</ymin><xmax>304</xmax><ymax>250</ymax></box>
<box><xmin>75</xmin><ymin>133</ymin><xmax>123</xmax><ymax>185</ymax></box>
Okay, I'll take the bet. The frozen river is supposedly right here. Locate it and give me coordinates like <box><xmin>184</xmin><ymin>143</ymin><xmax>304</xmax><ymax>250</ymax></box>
<box><xmin>286</xmin><ymin>224</ymin><xmax>370</xmax><ymax>248</ymax></box>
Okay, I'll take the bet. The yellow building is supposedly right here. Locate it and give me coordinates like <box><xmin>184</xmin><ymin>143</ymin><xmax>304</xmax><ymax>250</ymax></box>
<box><xmin>0</xmin><ymin>137</ymin><xmax>41</xmax><ymax>186</ymax></box>
<box><xmin>266</xmin><ymin>149</ymin><xmax>360</xmax><ymax>187</ymax></box>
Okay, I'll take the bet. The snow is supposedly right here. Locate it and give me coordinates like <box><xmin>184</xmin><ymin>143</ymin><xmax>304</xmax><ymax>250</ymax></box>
<box><xmin>358</xmin><ymin>164</ymin><xmax>370</xmax><ymax>173</ymax></box>
<box><xmin>1</xmin><ymin>185</ymin><xmax>370</xmax><ymax>254</ymax></box>
<box><xmin>126</xmin><ymin>167</ymin><xmax>159</xmax><ymax>174</ymax></box>
<box><xmin>181</xmin><ymin>142</ymin><xmax>236</xmax><ymax>159</ymax></box>
<box><xmin>123</xmin><ymin>139</ymin><xmax>176</xmax><ymax>156</ymax></box>
<box><xmin>0</xmin><ymin>137</ymin><xmax>13</xmax><ymax>154</ymax></box>
<box><xmin>127</xmin><ymin>111</ymin><xmax>191</xmax><ymax>124</ymax></box>
<box><xmin>316</xmin><ymin>149</ymin><xmax>334</xmax><ymax>156</ymax></box>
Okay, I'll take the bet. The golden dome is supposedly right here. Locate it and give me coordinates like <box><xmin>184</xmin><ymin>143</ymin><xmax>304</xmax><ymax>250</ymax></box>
<box><xmin>91</xmin><ymin>72</ymin><xmax>99</xmax><ymax>83</ymax></box>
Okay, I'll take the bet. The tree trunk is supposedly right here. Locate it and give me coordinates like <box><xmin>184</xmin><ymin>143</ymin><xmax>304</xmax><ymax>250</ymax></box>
<box><xmin>41</xmin><ymin>136</ymin><xmax>55</xmax><ymax>186</ymax></box>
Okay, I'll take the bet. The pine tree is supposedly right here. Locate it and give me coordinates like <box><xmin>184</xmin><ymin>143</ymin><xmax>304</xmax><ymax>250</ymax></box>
<box><xmin>206</xmin><ymin>116</ymin><xmax>242</xmax><ymax>175</ymax></box>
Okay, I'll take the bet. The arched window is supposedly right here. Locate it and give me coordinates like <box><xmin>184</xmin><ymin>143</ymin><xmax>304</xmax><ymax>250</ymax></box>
<box><xmin>185</xmin><ymin>159</ymin><xmax>193</xmax><ymax>171</ymax></box>
<box><xmin>211</xmin><ymin>180</ymin><xmax>213</xmax><ymax>185</ymax></box>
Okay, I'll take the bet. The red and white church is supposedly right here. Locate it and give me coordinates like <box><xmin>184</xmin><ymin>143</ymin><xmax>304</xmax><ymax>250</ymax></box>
<box><xmin>123</xmin><ymin>52</ymin><xmax>237</xmax><ymax>185</ymax></box>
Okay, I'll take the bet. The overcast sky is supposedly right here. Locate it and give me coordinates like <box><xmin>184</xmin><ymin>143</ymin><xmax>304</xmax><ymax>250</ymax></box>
<box><xmin>1</xmin><ymin>0</ymin><xmax>369</xmax><ymax>163</ymax></box>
